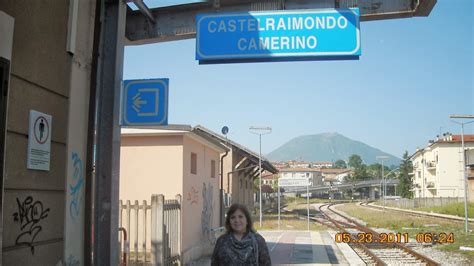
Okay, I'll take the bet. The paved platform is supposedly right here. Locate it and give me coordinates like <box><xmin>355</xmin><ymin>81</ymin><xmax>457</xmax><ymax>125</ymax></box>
<box><xmin>191</xmin><ymin>230</ymin><xmax>365</xmax><ymax>265</ymax></box>
<box><xmin>261</xmin><ymin>230</ymin><xmax>348</xmax><ymax>265</ymax></box>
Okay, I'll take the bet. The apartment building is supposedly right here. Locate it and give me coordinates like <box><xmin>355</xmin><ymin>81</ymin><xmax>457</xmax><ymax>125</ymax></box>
<box><xmin>410</xmin><ymin>134</ymin><xmax>474</xmax><ymax>199</ymax></box>
<box><xmin>279</xmin><ymin>168</ymin><xmax>323</xmax><ymax>187</ymax></box>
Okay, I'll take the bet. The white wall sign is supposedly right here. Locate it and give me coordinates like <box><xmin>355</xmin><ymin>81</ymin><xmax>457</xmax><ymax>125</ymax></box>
<box><xmin>278</xmin><ymin>177</ymin><xmax>310</xmax><ymax>187</ymax></box>
<box><xmin>27</xmin><ymin>110</ymin><xmax>52</xmax><ymax>171</ymax></box>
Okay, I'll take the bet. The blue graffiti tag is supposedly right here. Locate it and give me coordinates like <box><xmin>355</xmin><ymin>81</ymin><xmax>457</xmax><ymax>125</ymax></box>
<box><xmin>66</xmin><ymin>254</ymin><xmax>80</xmax><ymax>266</ymax></box>
<box><xmin>69</xmin><ymin>152</ymin><xmax>84</xmax><ymax>220</ymax></box>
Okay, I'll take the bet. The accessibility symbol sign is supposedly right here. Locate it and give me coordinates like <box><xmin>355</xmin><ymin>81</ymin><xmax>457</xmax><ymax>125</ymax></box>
<box><xmin>122</xmin><ymin>79</ymin><xmax>169</xmax><ymax>126</ymax></box>
<box><xmin>27</xmin><ymin>110</ymin><xmax>52</xmax><ymax>171</ymax></box>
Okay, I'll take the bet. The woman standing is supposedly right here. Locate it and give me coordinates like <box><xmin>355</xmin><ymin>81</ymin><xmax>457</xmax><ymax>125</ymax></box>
<box><xmin>211</xmin><ymin>203</ymin><xmax>271</xmax><ymax>266</ymax></box>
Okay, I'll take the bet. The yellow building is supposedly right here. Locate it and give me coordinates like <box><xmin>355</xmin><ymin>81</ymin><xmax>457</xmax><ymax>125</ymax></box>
<box><xmin>411</xmin><ymin>134</ymin><xmax>474</xmax><ymax>200</ymax></box>
<box><xmin>120</xmin><ymin>126</ymin><xmax>227</xmax><ymax>263</ymax></box>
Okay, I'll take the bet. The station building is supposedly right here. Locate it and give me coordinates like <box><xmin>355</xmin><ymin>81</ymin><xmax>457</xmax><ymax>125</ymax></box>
<box><xmin>192</xmin><ymin>125</ymin><xmax>278</xmax><ymax>210</ymax></box>
<box><xmin>120</xmin><ymin>126</ymin><xmax>228</xmax><ymax>263</ymax></box>
<box><xmin>0</xmin><ymin>1</ymin><xmax>96</xmax><ymax>265</ymax></box>
<box><xmin>119</xmin><ymin>125</ymin><xmax>278</xmax><ymax>263</ymax></box>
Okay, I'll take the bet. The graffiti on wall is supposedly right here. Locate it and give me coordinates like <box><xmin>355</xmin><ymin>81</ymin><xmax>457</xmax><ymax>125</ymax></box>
<box><xmin>66</xmin><ymin>254</ymin><xmax>80</xmax><ymax>266</ymax></box>
<box><xmin>69</xmin><ymin>152</ymin><xmax>84</xmax><ymax>220</ymax></box>
<box><xmin>201</xmin><ymin>182</ymin><xmax>213</xmax><ymax>236</ymax></box>
<box><xmin>12</xmin><ymin>196</ymin><xmax>50</xmax><ymax>254</ymax></box>
<box><xmin>187</xmin><ymin>186</ymin><xmax>199</xmax><ymax>205</ymax></box>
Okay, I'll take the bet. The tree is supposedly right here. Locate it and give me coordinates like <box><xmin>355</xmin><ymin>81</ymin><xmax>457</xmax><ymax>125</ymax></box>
<box><xmin>398</xmin><ymin>151</ymin><xmax>414</xmax><ymax>198</ymax></box>
<box><xmin>348</xmin><ymin>154</ymin><xmax>369</xmax><ymax>180</ymax></box>
<box><xmin>367</xmin><ymin>163</ymin><xmax>391</xmax><ymax>179</ymax></box>
<box><xmin>348</xmin><ymin>154</ymin><xmax>363</xmax><ymax>169</ymax></box>
<box><xmin>334</xmin><ymin>159</ymin><xmax>347</xmax><ymax>169</ymax></box>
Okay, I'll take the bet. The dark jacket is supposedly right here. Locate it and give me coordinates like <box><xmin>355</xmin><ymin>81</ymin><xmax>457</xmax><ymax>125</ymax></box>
<box><xmin>211</xmin><ymin>232</ymin><xmax>271</xmax><ymax>266</ymax></box>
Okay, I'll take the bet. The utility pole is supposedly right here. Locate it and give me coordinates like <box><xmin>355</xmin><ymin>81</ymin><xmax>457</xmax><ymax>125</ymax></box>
<box><xmin>450</xmin><ymin>114</ymin><xmax>474</xmax><ymax>234</ymax></box>
<box><xmin>377</xmin><ymin>156</ymin><xmax>389</xmax><ymax>210</ymax></box>
<box><xmin>249</xmin><ymin>126</ymin><xmax>272</xmax><ymax>228</ymax></box>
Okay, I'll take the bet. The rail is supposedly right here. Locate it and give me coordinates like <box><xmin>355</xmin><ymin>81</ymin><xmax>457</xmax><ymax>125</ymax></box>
<box><xmin>315</xmin><ymin>203</ymin><xmax>440</xmax><ymax>266</ymax></box>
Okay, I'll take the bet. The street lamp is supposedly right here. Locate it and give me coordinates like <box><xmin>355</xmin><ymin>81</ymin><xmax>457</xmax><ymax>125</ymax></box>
<box><xmin>450</xmin><ymin>114</ymin><xmax>474</xmax><ymax>234</ymax></box>
<box><xmin>376</xmin><ymin>155</ymin><xmax>389</xmax><ymax>210</ymax></box>
<box><xmin>249</xmin><ymin>126</ymin><xmax>272</xmax><ymax>228</ymax></box>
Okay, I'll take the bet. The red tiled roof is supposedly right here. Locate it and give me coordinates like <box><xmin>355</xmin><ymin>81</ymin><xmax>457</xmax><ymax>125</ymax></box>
<box><xmin>280</xmin><ymin>167</ymin><xmax>322</xmax><ymax>172</ymax></box>
<box><xmin>450</xmin><ymin>135</ymin><xmax>474</xmax><ymax>142</ymax></box>
<box><xmin>320</xmin><ymin>168</ymin><xmax>352</xmax><ymax>174</ymax></box>
<box><xmin>438</xmin><ymin>135</ymin><xmax>474</xmax><ymax>143</ymax></box>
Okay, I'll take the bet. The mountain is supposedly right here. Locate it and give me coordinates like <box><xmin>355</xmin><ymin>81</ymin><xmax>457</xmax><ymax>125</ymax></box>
<box><xmin>266</xmin><ymin>132</ymin><xmax>401</xmax><ymax>166</ymax></box>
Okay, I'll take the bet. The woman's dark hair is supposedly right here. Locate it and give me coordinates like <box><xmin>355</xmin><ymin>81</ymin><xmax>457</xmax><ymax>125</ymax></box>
<box><xmin>225</xmin><ymin>203</ymin><xmax>255</xmax><ymax>234</ymax></box>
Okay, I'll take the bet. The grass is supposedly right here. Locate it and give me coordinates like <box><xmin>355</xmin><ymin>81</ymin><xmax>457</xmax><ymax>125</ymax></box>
<box><xmin>414</xmin><ymin>202</ymin><xmax>474</xmax><ymax>218</ymax></box>
<box><xmin>253</xmin><ymin>213</ymin><xmax>329</xmax><ymax>231</ymax></box>
<box><xmin>282</xmin><ymin>196</ymin><xmax>350</xmax><ymax>211</ymax></box>
<box><xmin>336</xmin><ymin>203</ymin><xmax>474</xmax><ymax>261</ymax></box>
<box><xmin>251</xmin><ymin>197</ymin><xmax>331</xmax><ymax>231</ymax></box>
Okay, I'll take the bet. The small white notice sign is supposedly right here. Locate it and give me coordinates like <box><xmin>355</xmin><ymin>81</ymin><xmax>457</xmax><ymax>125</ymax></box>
<box><xmin>27</xmin><ymin>110</ymin><xmax>52</xmax><ymax>171</ymax></box>
<box><xmin>278</xmin><ymin>178</ymin><xmax>311</xmax><ymax>187</ymax></box>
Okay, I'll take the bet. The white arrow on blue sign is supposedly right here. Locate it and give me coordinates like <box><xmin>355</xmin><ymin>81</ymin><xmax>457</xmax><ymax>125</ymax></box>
<box><xmin>196</xmin><ymin>8</ymin><xmax>360</xmax><ymax>62</ymax></box>
<box><xmin>121</xmin><ymin>79</ymin><xmax>169</xmax><ymax>126</ymax></box>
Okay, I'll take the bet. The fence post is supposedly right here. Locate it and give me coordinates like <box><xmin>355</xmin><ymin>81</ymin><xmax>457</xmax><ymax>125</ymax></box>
<box><xmin>151</xmin><ymin>194</ymin><xmax>164</xmax><ymax>266</ymax></box>
<box><xmin>176</xmin><ymin>194</ymin><xmax>182</xmax><ymax>265</ymax></box>
<box><xmin>119</xmin><ymin>200</ymin><xmax>123</xmax><ymax>263</ymax></box>
<box><xmin>134</xmin><ymin>200</ymin><xmax>139</xmax><ymax>262</ymax></box>
<box><xmin>126</xmin><ymin>200</ymin><xmax>131</xmax><ymax>266</ymax></box>
<box><xmin>143</xmin><ymin>200</ymin><xmax>147</xmax><ymax>262</ymax></box>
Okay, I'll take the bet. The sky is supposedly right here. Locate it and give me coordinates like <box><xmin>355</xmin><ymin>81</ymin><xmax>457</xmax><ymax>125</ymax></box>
<box><xmin>123</xmin><ymin>0</ymin><xmax>473</xmax><ymax>159</ymax></box>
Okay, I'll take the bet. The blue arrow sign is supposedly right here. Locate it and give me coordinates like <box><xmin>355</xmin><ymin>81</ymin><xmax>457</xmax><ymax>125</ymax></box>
<box><xmin>122</xmin><ymin>79</ymin><xmax>169</xmax><ymax>126</ymax></box>
<box><xmin>196</xmin><ymin>8</ymin><xmax>360</xmax><ymax>62</ymax></box>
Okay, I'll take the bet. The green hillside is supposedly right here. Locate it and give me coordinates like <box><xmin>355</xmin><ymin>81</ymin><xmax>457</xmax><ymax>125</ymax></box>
<box><xmin>266</xmin><ymin>132</ymin><xmax>400</xmax><ymax>166</ymax></box>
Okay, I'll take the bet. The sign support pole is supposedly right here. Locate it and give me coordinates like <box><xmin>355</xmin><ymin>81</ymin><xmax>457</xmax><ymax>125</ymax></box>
<box><xmin>307</xmin><ymin>184</ymin><xmax>309</xmax><ymax>231</ymax></box>
<box><xmin>278</xmin><ymin>180</ymin><xmax>280</xmax><ymax>231</ymax></box>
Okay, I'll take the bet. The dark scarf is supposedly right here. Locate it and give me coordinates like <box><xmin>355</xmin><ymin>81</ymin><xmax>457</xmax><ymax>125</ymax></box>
<box><xmin>227</xmin><ymin>231</ymin><xmax>259</xmax><ymax>265</ymax></box>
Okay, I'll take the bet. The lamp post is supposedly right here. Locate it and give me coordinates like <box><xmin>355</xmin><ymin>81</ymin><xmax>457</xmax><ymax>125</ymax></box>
<box><xmin>376</xmin><ymin>156</ymin><xmax>389</xmax><ymax>210</ymax></box>
<box><xmin>450</xmin><ymin>114</ymin><xmax>474</xmax><ymax>234</ymax></box>
<box><xmin>249</xmin><ymin>126</ymin><xmax>272</xmax><ymax>228</ymax></box>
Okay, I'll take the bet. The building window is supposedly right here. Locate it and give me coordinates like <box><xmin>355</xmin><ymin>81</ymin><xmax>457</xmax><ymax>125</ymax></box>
<box><xmin>240</xmin><ymin>179</ymin><xmax>242</xmax><ymax>188</ymax></box>
<box><xmin>191</xmin><ymin>152</ymin><xmax>197</xmax><ymax>174</ymax></box>
<box><xmin>245</xmin><ymin>180</ymin><xmax>248</xmax><ymax>189</ymax></box>
<box><xmin>211</xmin><ymin>160</ymin><xmax>216</xmax><ymax>178</ymax></box>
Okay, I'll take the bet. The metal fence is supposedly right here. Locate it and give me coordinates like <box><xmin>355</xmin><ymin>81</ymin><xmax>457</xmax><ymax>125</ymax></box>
<box><xmin>381</xmin><ymin>197</ymin><xmax>463</xmax><ymax>209</ymax></box>
<box><xmin>119</xmin><ymin>194</ymin><xmax>181</xmax><ymax>266</ymax></box>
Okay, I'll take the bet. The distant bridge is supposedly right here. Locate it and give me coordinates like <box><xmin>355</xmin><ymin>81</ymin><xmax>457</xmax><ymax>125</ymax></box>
<box><xmin>284</xmin><ymin>178</ymin><xmax>400</xmax><ymax>199</ymax></box>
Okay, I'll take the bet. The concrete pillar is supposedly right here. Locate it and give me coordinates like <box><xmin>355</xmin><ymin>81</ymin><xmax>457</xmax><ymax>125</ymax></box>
<box><xmin>369</xmin><ymin>187</ymin><xmax>376</xmax><ymax>200</ymax></box>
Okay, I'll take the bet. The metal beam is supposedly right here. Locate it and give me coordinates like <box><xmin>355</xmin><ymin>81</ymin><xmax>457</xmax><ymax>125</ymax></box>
<box><xmin>125</xmin><ymin>0</ymin><xmax>436</xmax><ymax>45</ymax></box>
<box><xmin>130</xmin><ymin>0</ymin><xmax>156</xmax><ymax>23</ymax></box>
<box><xmin>94</xmin><ymin>0</ymin><xmax>126</xmax><ymax>264</ymax></box>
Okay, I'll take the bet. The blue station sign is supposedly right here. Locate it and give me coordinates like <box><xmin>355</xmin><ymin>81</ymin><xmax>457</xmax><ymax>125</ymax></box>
<box><xmin>196</xmin><ymin>8</ymin><xmax>360</xmax><ymax>62</ymax></box>
<box><xmin>121</xmin><ymin>79</ymin><xmax>169</xmax><ymax>126</ymax></box>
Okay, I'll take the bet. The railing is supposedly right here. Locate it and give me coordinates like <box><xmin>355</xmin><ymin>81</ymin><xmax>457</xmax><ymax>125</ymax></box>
<box><xmin>381</xmin><ymin>197</ymin><xmax>463</xmax><ymax>209</ymax></box>
<box><xmin>119</xmin><ymin>194</ymin><xmax>181</xmax><ymax>266</ymax></box>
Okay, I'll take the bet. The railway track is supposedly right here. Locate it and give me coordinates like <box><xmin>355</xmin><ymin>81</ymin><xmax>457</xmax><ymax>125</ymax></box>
<box><xmin>312</xmin><ymin>203</ymin><xmax>440</xmax><ymax>266</ymax></box>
